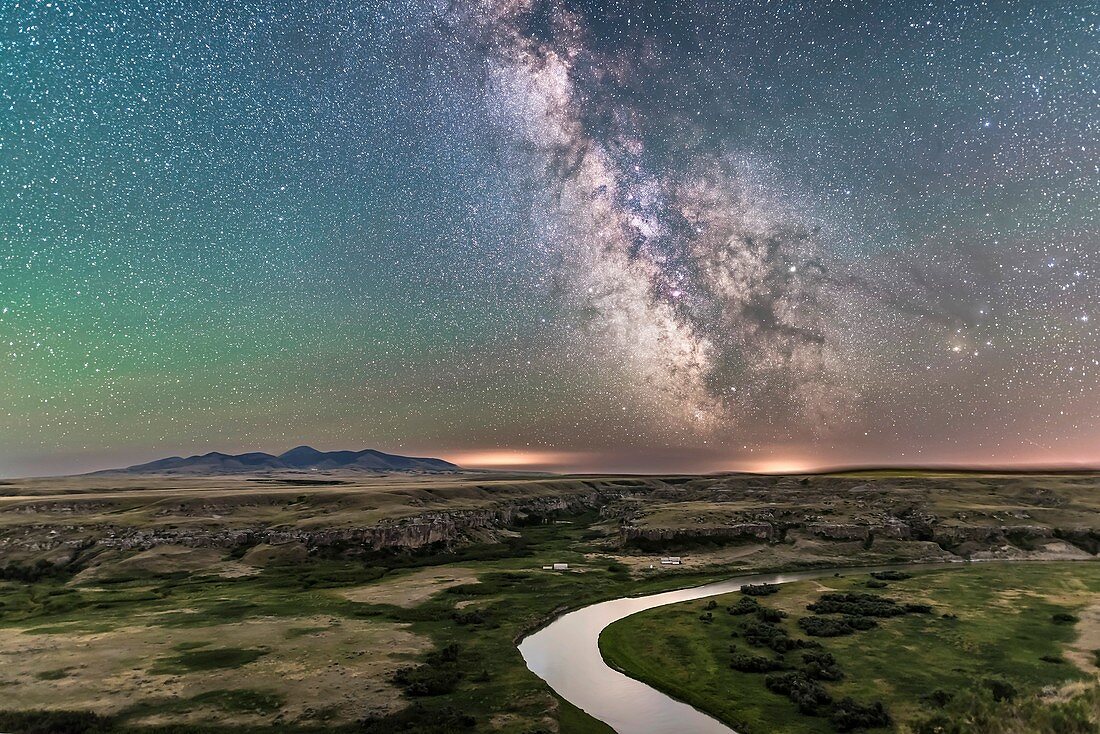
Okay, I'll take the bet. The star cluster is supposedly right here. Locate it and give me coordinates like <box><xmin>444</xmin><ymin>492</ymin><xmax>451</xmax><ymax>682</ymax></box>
<box><xmin>1</xmin><ymin>1</ymin><xmax>1097</xmax><ymax>475</ymax></box>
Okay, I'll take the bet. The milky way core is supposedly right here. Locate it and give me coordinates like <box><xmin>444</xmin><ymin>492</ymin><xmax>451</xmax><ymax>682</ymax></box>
<box><xmin>2</xmin><ymin>1</ymin><xmax>1097</xmax><ymax>475</ymax></box>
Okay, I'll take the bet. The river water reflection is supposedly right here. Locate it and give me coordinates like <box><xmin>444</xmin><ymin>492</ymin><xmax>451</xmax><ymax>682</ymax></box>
<box><xmin>518</xmin><ymin>564</ymin><xmax>961</xmax><ymax>734</ymax></box>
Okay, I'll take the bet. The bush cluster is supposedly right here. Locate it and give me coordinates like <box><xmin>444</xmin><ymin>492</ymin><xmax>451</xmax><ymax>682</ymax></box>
<box><xmin>730</xmin><ymin>651</ymin><xmax>787</xmax><ymax>673</ymax></box>
<box><xmin>870</xmin><ymin>570</ymin><xmax>911</xmax><ymax>581</ymax></box>
<box><xmin>765</xmin><ymin>671</ymin><xmax>833</xmax><ymax>714</ymax></box>
<box><xmin>756</xmin><ymin>606</ymin><xmax>788</xmax><ymax>623</ymax></box>
<box><xmin>392</xmin><ymin>643</ymin><xmax>463</xmax><ymax>697</ymax></box>
<box><xmin>449</xmin><ymin>609</ymin><xmax>488</xmax><ymax>626</ymax></box>
<box><xmin>829</xmin><ymin>698</ymin><xmax>891</xmax><ymax>731</ymax></box>
<box><xmin>801</xmin><ymin>650</ymin><xmax>844</xmax><ymax>681</ymax></box>
<box><xmin>798</xmin><ymin>615</ymin><xmax>877</xmax><ymax>637</ymax></box>
<box><xmin>807</xmin><ymin>592</ymin><xmax>908</xmax><ymax>617</ymax></box>
<box><xmin>742</xmin><ymin>620</ymin><xmax>815</xmax><ymax>653</ymax></box>
<box><xmin>741</xmin><ymin>582</ymin><xmax>780</xmax><ymax>597</ymax></box>
<box><xmin>727</xmin><ymin>596</ymin><xmax>760</xmax><ymax>615</ymax></box>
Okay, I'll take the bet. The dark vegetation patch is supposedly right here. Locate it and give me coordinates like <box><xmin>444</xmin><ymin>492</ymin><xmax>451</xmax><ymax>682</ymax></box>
<box><xmin>730</xmin><ymin>651</ymin><xmax>787</xmax><ymax>673</ymax></box>
<box><xmin>0</xmin><ymin>559</ymin><xmax>79</xmax><ymax>583</ymax></box>
<box><xmin>392</xmin><ymin>643</ymin><xmax>463</xmax><ymax>697</ymax></box>
<box><xmin>721</xmin><ymin>589</ymin><xmax>921</xmax><ymax>730</ymax></box>
<box><xmin>0</xmin><ymin>710</ymin><xmax>114</xmax><ymax>734</ymax></box>
<box><xmin>726</xmin><ymin>596</ymin><xmax>760</xmax><ymax>615</ymax></box>
<box><xmin>34</xmin><ymin>667</ymin><xmax>73</xmax><ymax>680</ymax></box>
<box><xmin>739</xmin><ymin>619</ymin><xmax>816</xmax><ymax>653</ymax></box>
<box><xmin>798</xmin><ymin>615</ymin><xmax>878</xmax><ymax>637</ymax></box>
<box><xmin>151</xmin><ymin>647</ymin><xmax>269</xmax><ymax>674</ymax></box>
<box><xmin>829</xmin><ymin>698</ymin><xmax>891</xmax><ymax>732</ymax></box>
<box><xmin>764</xmin><ymin>671</ymin><xmax>833</xmax><ymax>714</ymax></box>
<box><xmin>740</xmin><ymin>582</ymin><xmax>780</xmax><ymax>597</ymax></box>
<box><xmin>808</xmin><ymin>592</ymin><xmax>932</xmax><ymax>617</ymax></box>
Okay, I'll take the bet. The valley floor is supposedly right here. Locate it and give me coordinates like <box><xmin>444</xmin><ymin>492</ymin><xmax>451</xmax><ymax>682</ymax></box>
<box><xmin>2</xmin><ymin>470</ymin><xmax>1100</xmax><ymax>733</ymax></box>
<box><xmin>600</xmin><ymin>562</ymin><xmax>1100</xmax><ymax>734</ymax></box>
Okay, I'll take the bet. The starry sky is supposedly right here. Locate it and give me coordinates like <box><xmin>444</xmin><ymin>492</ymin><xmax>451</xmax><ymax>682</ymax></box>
<box><xmin>2</xmin><ymin>1</ymin><xmax>1098</xmax><ymax>477</ymax></box>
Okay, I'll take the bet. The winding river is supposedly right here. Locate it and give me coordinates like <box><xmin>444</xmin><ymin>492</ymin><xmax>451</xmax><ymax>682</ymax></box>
<box><xmin>518</xmin><ymin>563</ymin><xmax>965</xmax><ymax>734</ymax></box>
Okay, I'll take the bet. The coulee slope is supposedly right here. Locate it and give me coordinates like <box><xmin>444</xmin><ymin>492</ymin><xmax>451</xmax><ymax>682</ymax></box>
<box><xmin>94</xmin><ymin>445</ymin><xmax>460</xmax><ymax>475</ymax></box>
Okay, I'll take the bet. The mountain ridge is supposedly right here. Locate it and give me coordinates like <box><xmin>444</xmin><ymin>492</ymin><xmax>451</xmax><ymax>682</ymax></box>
<box><xmin>93</xmin><ymin>446</ymin><xmax>460</xmax><ymax>475</ymax></box>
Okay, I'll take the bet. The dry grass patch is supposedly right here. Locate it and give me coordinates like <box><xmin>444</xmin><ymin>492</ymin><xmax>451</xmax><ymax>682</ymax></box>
<box><xmin>1066</xmin><ymin>601</ymin><xmax>1100</xmax><ymax>674</ymax></box>
<box><xmin>0</xmin><ymin>615</ymin><xmax>426</xmax><ymax>726</ymax></box>
<box><xmin>336</xmin><ymin>566</ymin><xmax>480</xmax><ymax>608</ymax></box>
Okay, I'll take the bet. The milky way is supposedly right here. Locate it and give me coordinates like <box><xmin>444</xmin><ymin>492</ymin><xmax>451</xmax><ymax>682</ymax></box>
<box><xmin>1</xmin><ymin>1</ymin><xmax>1097</xmax><ymax>475</ymax></box>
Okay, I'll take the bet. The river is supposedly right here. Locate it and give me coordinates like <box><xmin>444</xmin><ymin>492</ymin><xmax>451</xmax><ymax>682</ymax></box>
<box><xmin>518</xmin><ymin>563</ymin><xmax>966</xmax><ymax>734</ymax></box>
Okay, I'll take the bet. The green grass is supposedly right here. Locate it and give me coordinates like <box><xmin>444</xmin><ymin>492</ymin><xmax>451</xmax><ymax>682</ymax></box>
<box><xmin>601</xmin><ymin>562</ymin><xmax>1100</xmax><ymax>734</ymax></box>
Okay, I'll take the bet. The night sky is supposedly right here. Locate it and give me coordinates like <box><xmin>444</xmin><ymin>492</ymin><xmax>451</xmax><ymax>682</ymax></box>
<box><xmin>2</xmin><ymin>1</ymin><xmax>1098</xmax><ymax>477</ymax></box>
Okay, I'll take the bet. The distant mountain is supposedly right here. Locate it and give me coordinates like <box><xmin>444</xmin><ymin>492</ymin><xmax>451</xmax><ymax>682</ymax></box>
<box><xmin>100</xmin><ymin>446</ymin><xmax>460</xmax><ymax>475</ymax></box>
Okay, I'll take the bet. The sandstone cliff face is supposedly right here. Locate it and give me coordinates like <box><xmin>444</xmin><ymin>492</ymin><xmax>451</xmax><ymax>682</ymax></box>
<box><xmin>3</xmin><ymin>473</ymin><xmax>1100</xmax><ymax>563</ymax></box>
<box><xmin>620</xmin><ymin>522</ymin><xmax>775</xmax><ymax>545</ymax></box>
<box><xmin>0</xmin><ymin>487</ymin><xmax>627</xmax><ymax>556</ymax></box>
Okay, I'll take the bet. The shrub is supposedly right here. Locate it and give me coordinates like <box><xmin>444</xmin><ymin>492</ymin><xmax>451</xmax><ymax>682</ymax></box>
<box><xmin>392</xmin><ymin>664</ymin><xmax>461</xmax><ymax>696</ymax></box>
<box><xmin>756</xmin><ymin>606</ymin><xmax>788</xmax><ymax>623</ymax></box>
<box><xmin>808</xmin><ymin>592</ymin><xmax>906</xmax><ymax>618</ymax></box>
<box><xmin>870</xmin><ymin>570</ymin><xmax>911</xmax><ymax>581</ymax></box>
<box><xmin>801</xmin><ymin>650</ymin><xmax>843</xmax><ymax>681</ymax></box>
<box><xmin>730</xmin><ymin>652</ymin><xmax>787</xmax><ymax>673</ymax></box>
<box><xmin>829</xmin><ymin>698</ymin><xmax>891</xmax><ymax>732</ymax></box>
<box><xmin>741</xmin><ymin>583</ymin><xmax>780</xmax><ymax>597</ymax></box>
<box><xmin>798</xmin><ymin>615</ymin><xmax>877</xmax><ymax>637</ymax></box>
<box><xmin>921</xmin><ymin>689</ymin><xmax>954</xmax><ymax>708</ymax></box>
<box><xmin>699</xmin><ymin>612</ymin><xmax>714</xmax><ymax>623</ymax></box>
<box><xmin>392</xmin><ymin>643</ymin><xmax>464</xmax><ymax>697</ymax></box>
<box><xmin>703</xmin><ymin>599</ymin><xmax>718</xmax><ymax>610</ymax></box>
<box><xmin>982</xmin><ymin>677</ymin><xmax>1017</xmax><ymax>702</ymax></box>
<box><xmin>1052</xmin><ymin>612</ymin><xmax>1079</xmax><ymax>624</ymax></box>
<box><xmin>727</xmin><ymin>597</ymin><xmax>760</xmax><ymax>615</ymax></box>
<box><xmin>764</xmin><ymin>671</ymin><xmax>832</xmax><ymax>714</ymax></box>
<box><xmin>866</xmin><ymin>579</ymin><xmax>888</xmax><ymax>589</ymax></box>
<box><xmin>450</xmin><ymin>609</ymin><xmax>488</xmax><ymax>626</ymax></box>
<box><xmin>742</xmin><ymin>620</ymin><xmax>811</xmax><ymax>653</ymax></box>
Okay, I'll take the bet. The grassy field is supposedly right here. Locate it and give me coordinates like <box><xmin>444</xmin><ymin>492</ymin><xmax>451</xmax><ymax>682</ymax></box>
<box><xmin>600</xmin><ymin>562</ymin><xmax>1100</xmax><ymax>733</ymax></box>
<box><xmin>0</xmin><ymin>511</ymin><xmax>709</xmax><ymax>733</ymax></box>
